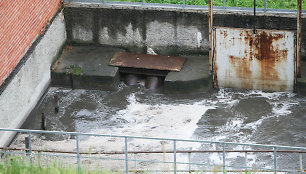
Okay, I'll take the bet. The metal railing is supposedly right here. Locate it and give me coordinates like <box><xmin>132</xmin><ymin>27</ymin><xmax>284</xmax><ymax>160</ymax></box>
<box><xmin>64</xmin><ymin>0</ymin><xmax>306</xmax><ymax>14</ymax></box>
<box><xmin>1</xmin><ymin>128</ymin><xmax>306</xmax><ymax>173</ymax></box>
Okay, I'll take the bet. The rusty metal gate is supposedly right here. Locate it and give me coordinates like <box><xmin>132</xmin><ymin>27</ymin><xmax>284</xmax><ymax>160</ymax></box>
<box><xmin>213</xmin><ymin>27</ymin><xmax>296</xmax><ymax>92</ymax></box>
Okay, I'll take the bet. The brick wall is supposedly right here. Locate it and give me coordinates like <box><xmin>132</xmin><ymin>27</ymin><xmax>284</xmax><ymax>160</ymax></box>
<box><xmin>0</xmin><ymin>0</ymin><xmax>62</xmax><ymax>86</ymax></box>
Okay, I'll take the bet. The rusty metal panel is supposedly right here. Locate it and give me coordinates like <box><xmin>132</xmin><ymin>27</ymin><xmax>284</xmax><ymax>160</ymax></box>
<box><xmin>109</xmin><ymin>52</ymin><xmax>186</xmax><ymax>72</ymax></box>
<box><xmin>213</xmin><ymin>27</ymin><xmax>296</xmax><ymax>91</ymax></box>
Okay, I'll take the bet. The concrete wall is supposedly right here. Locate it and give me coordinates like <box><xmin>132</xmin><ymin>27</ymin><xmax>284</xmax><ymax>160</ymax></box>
<box><xmin>0</xmin><ymin>13</ymin><xmax>66</xmax><ymax>147</ymax></box>
<box><xmin>64</xmin><ymin>4</ymin><xmax>306</xmax><ymax>58</ymax></box>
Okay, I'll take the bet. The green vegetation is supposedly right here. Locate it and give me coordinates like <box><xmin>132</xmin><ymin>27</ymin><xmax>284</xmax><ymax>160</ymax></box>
<box><xmin>0</xmin><ymin>157</ymin><xmax>112</xmax><ymax>174</ymax></box>
<box><xmin>106</xmin><ymin>0</ymin><xmax>306</xmax><ymax>9</ymax></box>
<box><xmin>65</xmin><ymin>64</ymin><xmax>83</xmax><ymax>76</ymax></box>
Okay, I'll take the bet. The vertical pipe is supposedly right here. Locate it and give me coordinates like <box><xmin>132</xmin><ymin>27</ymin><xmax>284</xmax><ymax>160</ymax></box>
<box><xmin>222</xmin><ymin>143</ymin><xmax>226</xmax><ymax>173</ymax></box>
<box><xmin>273</xmin><ymin>147</ymin><xmax>277</xmax><ymax>174</ymax></box>
<box><xmin>76</xmin><ymin>135</ymin><xmax>81</xmax><ymax>171</ymax></box>
<box><xmin>183</xmin><ymin>0</ymin><xmax>185</xmax><ymax>8</ymax></box>
<box><xmin>297</xmin><ymin>0</ymin><xmax>302</xmax><ymax>77</ymax></box>
<box><xmin>25</xmin><ymin>137</ymin><xmax>29</xmax><ymax>155</ymax></box>
<box><xmin>125</xmin><ymin>137</ymin><xmax>129</xmax><ymax>174</ymax></box>
<box><xmin>300</xmin><ymin>153</ymin><xmax>303</xmax><ymax>172</ymax></box>
<box><xmin>41</xmin><ymin>113</ymin><xmax>46</xmax><ymax>130</ymax></box>
<box><xmin>173</xmin><ymin>140</ymin><xmax>177</xmax><ymax>174</ymax></box>
<box><xmin>208</xmin><ymin>0</ymin><xmax>213</xmax><ymax>72</ymax></box>
<box><xmin>223</xmin><ymin>0</ymin><xmax>225</xmax><ymax>9</ymax></box>
<box><xmin>264</xmin><ymin>0</ymin><xmax>267</xmax><ymax>12</ymax></box>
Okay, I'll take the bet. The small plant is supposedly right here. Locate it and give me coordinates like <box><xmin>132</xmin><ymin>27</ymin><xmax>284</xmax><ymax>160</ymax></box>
<box><xmin>65</xmin><ymin>64</ymin><xmax>83</xmax><ymax>76</ymax></box>
<box><xmin>0</xmin><ymin>156</ymin><xmax>112</xmax><ymax>174</ymax></box>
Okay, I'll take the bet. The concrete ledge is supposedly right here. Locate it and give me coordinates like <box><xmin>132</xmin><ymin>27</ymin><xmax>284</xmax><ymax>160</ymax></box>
<box><xmin>164</xmin><ymin>56</ymin><xmax>212</xmax><ymax>93</ymax></box>
<box><xmin>51</xmin><ymin>46</ymin><xmax>124</xmax><ymax>90</ymax></box>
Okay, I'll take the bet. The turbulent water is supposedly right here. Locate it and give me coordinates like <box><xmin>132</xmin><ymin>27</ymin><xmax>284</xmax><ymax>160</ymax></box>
<box><xmin>19</xmin><ymin>83</ymin><xmax>306</xmax><ymax>171</ymax></box>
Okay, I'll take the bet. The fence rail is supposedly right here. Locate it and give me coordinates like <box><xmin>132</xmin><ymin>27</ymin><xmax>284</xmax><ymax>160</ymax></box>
<box><xmin>64</xmin><ymin>0</ymin><xmax>306</xmax><ymax>14</ymax></box>
<box><xmin>1</xmin><ymin>128</ymin><xmax>306</xmax><ymax>173</ymax></box>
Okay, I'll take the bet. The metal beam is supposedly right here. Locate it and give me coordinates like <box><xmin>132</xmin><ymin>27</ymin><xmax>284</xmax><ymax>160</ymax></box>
<box><xmin>297</xmin><ymin>0</ymin><xmax>302</xmax><ymax>77</ymax></box>
<box><xmin>209</xmin><ymin>0</ymin><xmax>213</xmax><ymax>72</ymax></box>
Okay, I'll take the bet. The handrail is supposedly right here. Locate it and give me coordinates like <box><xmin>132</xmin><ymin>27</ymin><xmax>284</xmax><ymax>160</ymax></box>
<box><xmin>63</xmin><ymin>0</ymin><xmax>306</xmax><ymax>14</ymax></box>
<box><xmin>0</xmin><ymin>128</ymin><xmax>305</xmax><ymax>173</ymax></box>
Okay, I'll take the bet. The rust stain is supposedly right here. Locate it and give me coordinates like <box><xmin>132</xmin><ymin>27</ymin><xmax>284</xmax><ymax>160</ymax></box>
<box><xmin>66</xmin><ymin>45</ymin><xmax>73</xmax><ymax>52</ymax></box>
<box><xmin>224</xmin><ymin>29</ymin><xmax>290</xmax><ymax>91</ymax></box>
<box><xmin>223</xmin><ymin>30</ymin><xmax>228</xmax><ymax>38</ymax></box>
<box><xmin>109</xmin><ymin>52</ymin><xmax>186</xmax><ymax>72</ymax></box>
<box><xmin>254</xmin><ymin>31</ymin><xmax>288</xmax><ymax>82</ymax></box>
<box><xmin>213</xmin><ymin>29</ymin><xmax>218</xmax><ymax>88</ymax></box>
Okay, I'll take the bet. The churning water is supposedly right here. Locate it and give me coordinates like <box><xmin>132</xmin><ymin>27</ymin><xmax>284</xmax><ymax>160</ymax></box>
<box><xmin>16</xmin><ymin>83</ymin><xmax>306</xmax><ymax>171</ymax></box>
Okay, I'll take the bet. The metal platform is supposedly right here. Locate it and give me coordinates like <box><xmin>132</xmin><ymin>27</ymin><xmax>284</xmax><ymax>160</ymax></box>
<box><xmin>109</xmin><ymin>52</ymin><xmax>186</xmax><ymax>72</ymax></box>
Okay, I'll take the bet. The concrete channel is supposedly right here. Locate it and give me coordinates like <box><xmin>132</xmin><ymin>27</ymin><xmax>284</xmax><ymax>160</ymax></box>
<box><xmin>1</xmin><ymin>2</ymin><xmax>306</xmax><ymax>172</ymax></box>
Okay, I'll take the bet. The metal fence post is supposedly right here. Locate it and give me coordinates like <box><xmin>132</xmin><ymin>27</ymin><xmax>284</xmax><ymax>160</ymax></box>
<box><xmin>76</xmin><ymin>134</ymin><xmax>81</xmax><ymax>171</ymax></box>
<box><xmin>300</xmin><ymin>153</ymin><xmax>303</xmax><ymax>172</ymax></box>
<box><xmin>188</xmin><ymin>152</ymin><xmax>191</xmax><ymax>173</ymax></box>
<box><xmin>28</xmin><ymin>132</ymin><xmax>32</xmax><ymax>163</ymax></box>
<box><xmin>142</xmin><ymin>0</ymin><xmax>144</xmax><ymax>6</ymax></box>
<box><xmin>264</xmin><ymin>0</ymin><xmax>267</xmax><ymax>12</ymax></box>
<box><xmin>125</xmin><ymin>137</ymin><xmax>129</xmax><ymax>174</ymax></box>
<box><xmin>273</xmin><ymin>147</ymin><xmax>277</xmax><ymax>174</ymax></box>
<box><xmin>174</xmin><ymin>140</ymin><xmax>177</xmax><ymax>174</ymax></box>
<box><xmin>222</xmin><ymin>143</ymin><xmax>226</xmax><ymax>173</ymax></box>
<box><xmin>183</xmin><ymin>0</ymin><xmax>185</xmax><ymax>8</ymax></box>
<box><xmin>134</xmin><ymin>153</ymin><xmax>137</xmax><ymax>171</ymax></box>
<box><xmin>223</xmin><ymin>0</ymin><xmax>226</xmax><ymax>9</ymax></box>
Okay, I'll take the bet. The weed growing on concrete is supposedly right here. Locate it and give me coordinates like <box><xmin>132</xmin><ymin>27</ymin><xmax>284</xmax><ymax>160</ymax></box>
<box><xmin>65</xmin><ymin>64</ymin><xmax>83</xmax><ymax>76</ymax></box>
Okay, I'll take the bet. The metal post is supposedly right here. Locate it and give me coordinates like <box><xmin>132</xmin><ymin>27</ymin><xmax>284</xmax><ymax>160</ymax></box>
<box><xmin>174</xmin><ymin>140</ymin><xmax>177</xmax><ymax>174</ymax></box>
<box><xmin>253</xmin><ymin>0</ymin><xmax>256</xmax><ymax>34</ymax></box>
<box><xmin>134</xmin><ymin>153</ymin><xmax>137</xmax><ymax>171</ymax></box>
<box><xmin>142</xmin><ymin>0</ymin><xmax>144</xmax><ymax>6</ymax></box>
<box><xmin>28</xmin><ymin>132</ymin><xmax>32</xmax><ymax>163</ymax></box>
<box><xmin>264</xmin><ymin>0</ymin><xmax>267</xmax><ymax>12</ymax></box>
<box><xmin>183</xmin><ymin>0</ymin><xmax>185</xmax><ymax>8</ymax></box>
<box><xmin>223</xmin><ymin>0</ymin><xmax>226</xmax><ymax>9</ymax></box>
<box><xmin>76</xmin><ymin>135</ymin><xmax>81</xmax><ymax>171</ymax></box>
<box><xmin>188</xmin><ymin>152</ymin><xmax>191</xmax><ymax>173</ymax></box>
<box><xmin>222</xmin><ymin>143</ymin><xmax>226</xmax><ymax>173</ymax></box>
<box><xmin>300</xmin><ymin>153</ymin><xmax>303</xmax><ymax>172</ymax></box>
<box><xmin>297</xmin><ymin>0</ymin><xmax>302</xmax><ymax>77</ymax></box>
<box><xmin>54</xmin><ymin>95</ymin><xmax>59</xmax><ymax>113</ymax></box>
<box><xmin>125</xmin><ymin>137</ymin><xmax>129</xmax><ymax>174</ymax></box>
<box><xmin>273</xmin><ymin>147</ymin><xmax>277</xmax><ymax>174</ymax></box>
<box><xmin>245</xmin><ymin>152</ymin><xmax>248</xmax><ymax>169</ymax></box>
<box><xmin>208</xmin><ymin>0</ymin><xmax>213</xmax><ymax>72</ymax></box>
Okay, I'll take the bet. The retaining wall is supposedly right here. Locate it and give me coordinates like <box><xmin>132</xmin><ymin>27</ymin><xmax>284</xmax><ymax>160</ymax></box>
<box><xmin>0</xmin><ymin>13</ymin><xmax>66</xmax><ymax>147</ymax></box>
<box><xmin>64</xmin><ymin>4</ymin><xmax>306</xmax><ymax>59</ymax></box>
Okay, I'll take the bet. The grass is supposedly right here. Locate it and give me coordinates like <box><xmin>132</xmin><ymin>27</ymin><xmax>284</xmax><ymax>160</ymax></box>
<box><xmin>105</xmin><ymin>0</ymin><xmax>306</xmax><ymax>10</ymax></box>
<box><xmin>0</xmin><ymin>157</ymin><xmax>112</xmax><ymax>174</ymax></box>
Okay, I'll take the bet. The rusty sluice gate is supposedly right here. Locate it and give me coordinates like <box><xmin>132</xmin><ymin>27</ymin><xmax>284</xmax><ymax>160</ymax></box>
<box><xmin>109</xmin><ymin>52</ymin><xmax>186</xmax><ymax>89</ymax></box>
<box><xmin>213</xmin><ymin>27</ymin><xmax>297</xmax><ymax>92</ymax></box>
